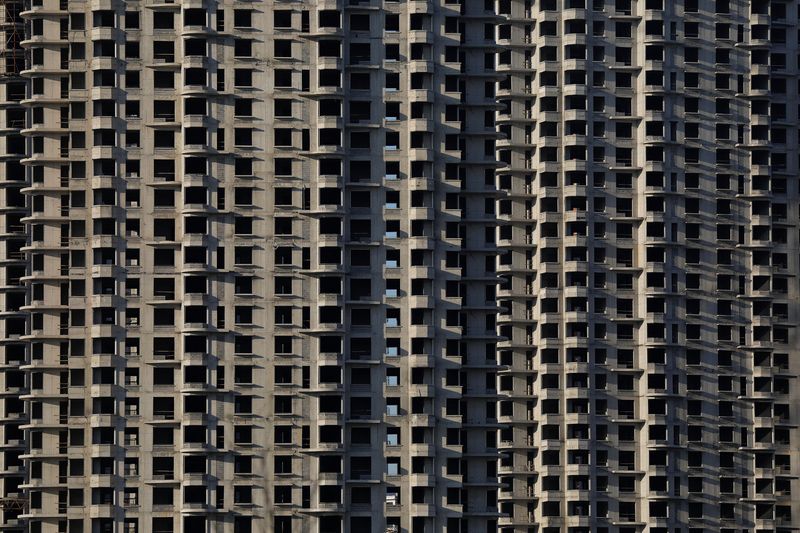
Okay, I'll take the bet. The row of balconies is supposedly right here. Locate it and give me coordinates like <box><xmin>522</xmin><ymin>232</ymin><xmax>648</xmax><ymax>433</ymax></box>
<box><xmin>17</xmin><ymin>69</ymin><xmax>446</xmax><ymax>101</ymax></box>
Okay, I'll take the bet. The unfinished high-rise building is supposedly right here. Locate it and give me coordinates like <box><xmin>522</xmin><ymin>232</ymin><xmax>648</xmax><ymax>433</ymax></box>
<box><xmin>0</xmin><ymin>0</ymin><xmax>798</xmax><ymax>532</ymax></box>
<box><xmin>496</xmin><ymin>0</ymin><xmax>800</xmax><ymax>532</ymax></box>
<box><xmin>1</xmin><ymin>0</ymin><xmax>500</xmax><ymax>530</ymax></box>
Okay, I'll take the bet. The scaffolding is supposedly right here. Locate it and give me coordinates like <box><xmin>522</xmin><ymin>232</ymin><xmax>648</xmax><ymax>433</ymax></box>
<box><xmin>0</xmin><ymin>0</ymin><xmax>23</xmax><ymax>79</ymax></box>
<box><xmin>0</xmin><ymin>497</ymin><xmax>27</xmax><ymax>511</ymax></box>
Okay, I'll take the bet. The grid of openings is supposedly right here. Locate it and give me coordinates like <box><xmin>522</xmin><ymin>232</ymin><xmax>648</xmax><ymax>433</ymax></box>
<box><xmin>1</xmin><ymin>0</ymin><xmax>799</xmax><ymax>532</ymax></box>
<box><xmin>13</xmin><ymin>0</ymin><xmax>500</xmax><ymax>530</ymax></box>
<box><xmin>496</xmin><ymin>0</ymin><xmax>799</xmax><ymax>532</ymax></box>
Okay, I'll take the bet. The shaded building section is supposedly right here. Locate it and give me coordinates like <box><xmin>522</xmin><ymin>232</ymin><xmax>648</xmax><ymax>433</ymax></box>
<box><xmin>496</xmin><ymin>0</ymin><xmax>800</xmax><ymax>532</ymax></box>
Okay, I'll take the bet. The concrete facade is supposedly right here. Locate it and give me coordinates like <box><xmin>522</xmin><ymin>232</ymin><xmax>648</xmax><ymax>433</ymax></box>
<box><xmin>2</xmin><ymin>0</ymin><xmax>500</xmax><ymax>530</ymax></box>
<box><xmin>496</xmin><ymin>0</ymin><xmax>800</xmax><ymax>532</ymax></box>
<box><xmin>0</xmin><ymin>0</ymin><xmax>797</xmax><ymax>532</ymax></box>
